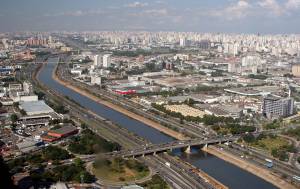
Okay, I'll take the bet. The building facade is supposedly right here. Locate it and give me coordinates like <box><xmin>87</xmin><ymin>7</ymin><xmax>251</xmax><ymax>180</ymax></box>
<box><xmin>292</xmin><ymin>64</ymin><xmax>300</xmax><ymax>77</ymax></box>
<box><xmin>262</xmin><ymin>96</ymin><xmax>294</xmax><ymax>119</ymax></box>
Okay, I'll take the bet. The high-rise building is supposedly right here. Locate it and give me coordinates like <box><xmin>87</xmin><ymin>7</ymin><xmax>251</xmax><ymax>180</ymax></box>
<box><xmin>262</xmin><ymin>95</ymin><xmax>294</xmax><ymax>119</ymax></box>
<box><xmin>102</xmin><ymin>54</ymin><xmax>111</xmax><ymax>68</ymax></box>
<box><xmin>94</xmin><ymin>55</ymin><xmax>102</xmax><ymax>67</ymax></box>
<box><xmin>292</xmin><ymin>64</ymin><xmax>300</xmax><ymax>77</ymax></box>
<box><xmin>179</xmin><ymin>37</ymin><xmax>186</xmax><ymax>47</ymax></box>
<box><xmin>241</xmin><ymin>55</ymin><xmax>263</xmax><ymax>75</ymax></box>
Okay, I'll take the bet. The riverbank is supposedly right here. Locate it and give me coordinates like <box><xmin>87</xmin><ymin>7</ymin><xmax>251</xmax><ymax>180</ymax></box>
<box><xmin>43</xmin><ymin>61</ymin><xmax>282</xmax><ymax>188</ymax></box>
<box><xmin>52</xmin><ymin>63</ymin><xmax>187</xmax><ymax>141</ymax></box>
<box><xmin>203</xmin><ymin>146</ymin><xmax>297</xmax><ymax>189</ymax></box>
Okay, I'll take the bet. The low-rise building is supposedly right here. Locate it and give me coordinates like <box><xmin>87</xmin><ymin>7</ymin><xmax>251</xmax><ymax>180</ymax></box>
<box><xmin>42</xmin><ymin>125</ymin><xmax>78</xmax><ymax>142</ymax></box>
<box><xmin>164</xmin><ymin>104</ymin><xmax>206</xmax><ymax>118</ymax></box>
<box><xmin>204</xmin><ymin>105</ymin><xmax>243</xmax><ymax>119</ymax></box>
<box><xmin>19</xmin><ymin>100</ymin><xmax>54</xmax><ymax>116</ymax></box>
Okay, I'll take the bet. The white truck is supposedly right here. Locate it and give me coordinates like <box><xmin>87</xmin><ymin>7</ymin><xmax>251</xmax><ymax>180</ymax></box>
<box><xmin>165</xmin><ymin>162</ymin><xmax>171</xmax><ymax>167</ymax></box>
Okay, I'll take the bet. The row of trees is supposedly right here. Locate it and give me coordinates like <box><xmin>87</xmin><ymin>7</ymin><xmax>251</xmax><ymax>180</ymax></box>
<box><xmin>68</xmin><ymin>129</ymin><xmax>121</xmax><ymax>154</ymax></box>
<box><xmin>7</xmin><ymin>146</ymin><xmax>73</xmax><ymax>174</ymax></box>
<box><xmin>152</xmin><ymin>103</ymin><xmax>237</xmax><ymax>125</ymax></box>
<box><xmin>152</xmin><ymin>103</ymin><xmax>254</xmax><ymax>135</ymax></box>
<box><xmin>212</xmin><ymin>124</ymin><xmax>256</xmax><ymax>135</ymax></box>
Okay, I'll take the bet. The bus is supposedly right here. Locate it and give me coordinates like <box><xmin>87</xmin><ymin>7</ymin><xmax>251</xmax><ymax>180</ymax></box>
<box><xmin>265</xmin><ymin>159</ymin><xmax>273</xmax><ymax>168</ymax></box>
<box><xmin>293</xmin><ymin>175</ymin><xmax>300</xmax><ymax>182</ymax></box>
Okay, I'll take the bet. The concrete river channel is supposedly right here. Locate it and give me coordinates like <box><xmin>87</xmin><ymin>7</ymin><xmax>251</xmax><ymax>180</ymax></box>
<box><xmin>37</xmin><ymin>57</ymin><xmax>277</xmax><ymax>189</ymax></box>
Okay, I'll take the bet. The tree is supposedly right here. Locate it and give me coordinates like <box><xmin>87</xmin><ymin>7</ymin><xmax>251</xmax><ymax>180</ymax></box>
<box><xmin>74</xmin><ymin>158</ymin><xmax>84</xmax><ymax>167</ymax></box>
<box><xmin>42</xmin><ymin>146</ymin><xmax>71</xmax><ymax>160</ymax></box>
<box><xmin>20</xmin><ymin>109</ymin><xmax>26</xmax><ymax>116</ymax></box>
<box><xmin>34</xmin><ymin>91</ymin><xmax>45</xmax><ymax>100</ymax></box>
<box><xmin>80</xmin><ymin>123</ymin><xmax>87</xmax><ymax>129</ymax></box>
<box><xmin>13</xmin><ymin>102</ymin><xmax>19</xmax><ymax>108</ymax></box>
<box><xmin>54</xmin><ymin>105</ymin><xmax>68</xmax><ymax>114</ymax></box>
<box><xmin>10</xmin><ymin>114</ymin><xmax>18</xmax><ymax>123</ymax></box>
<box><xmin>78</xmin><ymin>171</ymin><xmax>94</xmax><ymax>183</ymax></box>
<box><xmin>243</xmin><ymin>133</ymin><xmax>255</xmax><ymax>143</ymax></box>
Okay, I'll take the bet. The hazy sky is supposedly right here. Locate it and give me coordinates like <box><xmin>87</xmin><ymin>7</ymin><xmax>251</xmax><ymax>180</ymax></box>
<box><xmin>1</xmin><ymin>0</ymin><xmax>300</xmax><ymax>33</ymax></box>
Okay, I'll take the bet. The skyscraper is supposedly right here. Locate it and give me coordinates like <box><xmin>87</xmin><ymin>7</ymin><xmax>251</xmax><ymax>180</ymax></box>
<box><xmin>102</xmin><ymin>54</ymin><xmax>111</xmax><ymax>68</ymax></box>
<box><xmin>179</xmin><ymin>37</ymin><xmax>186</xmax><ymax>47</ymax></box>
<box><xmin>94</xmin><ymin>55</ymin><xmax>102</xmax><ymax>67</ymax></box>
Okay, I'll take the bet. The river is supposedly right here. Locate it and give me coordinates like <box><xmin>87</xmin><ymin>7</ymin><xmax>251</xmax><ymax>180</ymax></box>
<box><xmin>37</xmin><ymin>57</ymin><xmax>277</xmax><ymax>189</ymax></box>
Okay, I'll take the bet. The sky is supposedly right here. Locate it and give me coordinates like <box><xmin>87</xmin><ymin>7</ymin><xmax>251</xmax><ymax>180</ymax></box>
<box><xmin>1</xmin><ymin>0</ymin><xmax>300</xmax><ymax>34</ymax></box>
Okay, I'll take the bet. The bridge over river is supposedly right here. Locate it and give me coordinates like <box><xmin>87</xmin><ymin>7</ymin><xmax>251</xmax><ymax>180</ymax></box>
<box><xmin>106</xmin><ymin>136</ymin><xmax>240</xmax><ymax>158</ymax></box>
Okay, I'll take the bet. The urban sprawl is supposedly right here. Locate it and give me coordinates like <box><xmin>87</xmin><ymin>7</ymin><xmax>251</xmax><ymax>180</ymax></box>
<box><xmin>1</xmin><ymin>32</ymin><xmax>300</xmax><ymax>189</ymax></box>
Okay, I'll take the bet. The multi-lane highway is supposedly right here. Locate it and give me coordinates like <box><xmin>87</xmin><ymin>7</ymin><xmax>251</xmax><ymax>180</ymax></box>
<box><xmin>32</xmin><ymin>59</ymin><xmax>219</xmax><ymax>189</ymax></box>
<box><xmin>52</xmin><ymin>37</ymin><xmax>300</xmax><ymax>188</ymax></box>
<box><xmin>109</xmin><ymin>136</ymin><xmax>238</xmax><ymax>158</ymax></box>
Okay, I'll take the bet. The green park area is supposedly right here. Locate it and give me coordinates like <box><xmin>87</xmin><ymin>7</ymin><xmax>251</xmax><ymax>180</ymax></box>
<box><xmin>141</xmin><ymin>174</ymin><xmax>169</xmax><ymax>189</ymax></box>
<box><xmin>263</xmin><ymin>120</ymin><xmax>281</xmax><ymax>130</ymax></box>
<box><xmin>92</xmin><ymin>157</ymin><xmax>150</xmax><ymax>183</ymax></box>
<box><xmin>285</xmin><ymin>127</ymin><xmax>300</xmax><ymax>140</ymax></box>
<box><xmin>243</xmin><ymin>134</ymin><xmax>296</xmax><ymax>161</ymax></box>
<box><xmin>68</xmin><ymin>129</ymin><xmax>121</xmax><ymax>154</ymax></box>
<box><xmin>252</xmin><ymin>136</ymin><xmax>288</xmax><ymax>151</ymax></box>
<box><xmin>30</xmin><ymin>157</ymin><xmax>94</xmax><ymax>183</ymax></box>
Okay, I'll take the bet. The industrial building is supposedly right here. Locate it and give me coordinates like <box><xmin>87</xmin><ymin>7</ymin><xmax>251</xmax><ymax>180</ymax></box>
<box><xmin>41</xmin><ymin>125</ymin><xmax>78</xmax><ymax>142</ymax></box>
<box><xmin>17</xmin><ymin>139</ymin><xmax>44</xmax><ymax>153</ymax></box>
<box><xmin>19</xmin><ymin>100</ymin><xmax>54</xmax><ymax>116</ymax></box>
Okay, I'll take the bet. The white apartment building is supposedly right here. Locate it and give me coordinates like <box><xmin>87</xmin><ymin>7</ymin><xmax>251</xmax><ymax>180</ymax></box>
<box><xmin>102</xmin><ymin>54</ymin><xmax>111</xmax><ymax>68</ymax></box>
<box><xmin>94</xmin><ymin>54</ymin><xmax>102</xmax><ymax>67</ymax></box>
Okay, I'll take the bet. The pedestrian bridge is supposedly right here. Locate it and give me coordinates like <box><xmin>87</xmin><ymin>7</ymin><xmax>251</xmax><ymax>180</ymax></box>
<box><xmin>107</xmin><ymin>135</ymin><xmax>239</xmax><ymax>158</ymax></box>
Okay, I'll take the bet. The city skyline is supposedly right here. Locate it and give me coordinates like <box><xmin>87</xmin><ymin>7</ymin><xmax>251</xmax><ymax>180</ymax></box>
<box><xmin>1</xmin><ymin>0</ymin><xmax>300</xmax><ymax>33</ymax></box>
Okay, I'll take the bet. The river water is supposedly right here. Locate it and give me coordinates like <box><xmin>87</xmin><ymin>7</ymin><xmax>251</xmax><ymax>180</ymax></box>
<box><xmin>37</xmin><ymin>58</ymin><xmax>277</xmax><ymax>189</ymax></box>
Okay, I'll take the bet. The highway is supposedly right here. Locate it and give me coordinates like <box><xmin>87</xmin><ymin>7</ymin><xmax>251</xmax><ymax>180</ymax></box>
<box><xmin>223</xmin><ymin>143</ymin><xmax>300</xmax><ymax>182</ymax></box>
<box><xmin>55</xmin><ymin>55</ymin><xmax>300</xmax><ymax>186</ymax></box>
<box><xmin>56</xmin><ymin>37</ymin><xmax>300</xmax><ymax>187</ymax></box>
<box><xmin>31</xmin><ymin>60</ymin><xmax>219</xmax><ymax>189</ymax></box>
<box><xmin>108</xmin><ymin>136</ymin><xmax>238</xmax><ymax>158</ymax></box>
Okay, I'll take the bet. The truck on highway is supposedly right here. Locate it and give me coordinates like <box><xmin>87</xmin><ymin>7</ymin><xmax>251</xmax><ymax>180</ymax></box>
<box><xmin>265</xmin><ymin>159</ymin><xmax>273</xmax><ymax>168</ymax></box>
<box><xmin>165</xmin><ymin>162</ymin><xmax>171</xmax><ymax>167</ymax></box>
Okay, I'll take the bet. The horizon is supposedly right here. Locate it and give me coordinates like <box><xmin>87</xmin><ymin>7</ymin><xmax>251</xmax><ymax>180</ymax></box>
<box><xmin>3</xmin><ymin>30</ymin><xmax>300</xmax><ymax>36</ymax></box>
<box><xmin>1</xmin><ymin>0</ymin><xmax>300</xmax><ymax>33</ymax></box>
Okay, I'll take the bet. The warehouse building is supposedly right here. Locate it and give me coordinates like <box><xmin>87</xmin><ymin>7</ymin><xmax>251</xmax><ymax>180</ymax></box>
<box><xmin>19</xmin><ymin>100</ymin><xmax>54</xmax><ymax>116</ymax></box>
<box><xmin>42</xmin><ymin>125</ymin><xmax>78</xmax><ymax>142</ymax></box>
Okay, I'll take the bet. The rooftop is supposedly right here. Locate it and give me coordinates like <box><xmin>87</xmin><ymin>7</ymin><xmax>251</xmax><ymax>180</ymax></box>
<box><xmin>19</xmin><ymin>100</ymin><xmax>54</xmax><ymax>115</ymax></box>
<box><xmin>49</xmin><ymin>125</ymin><xmax>78</xmax><ymax>135</ymax></box>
